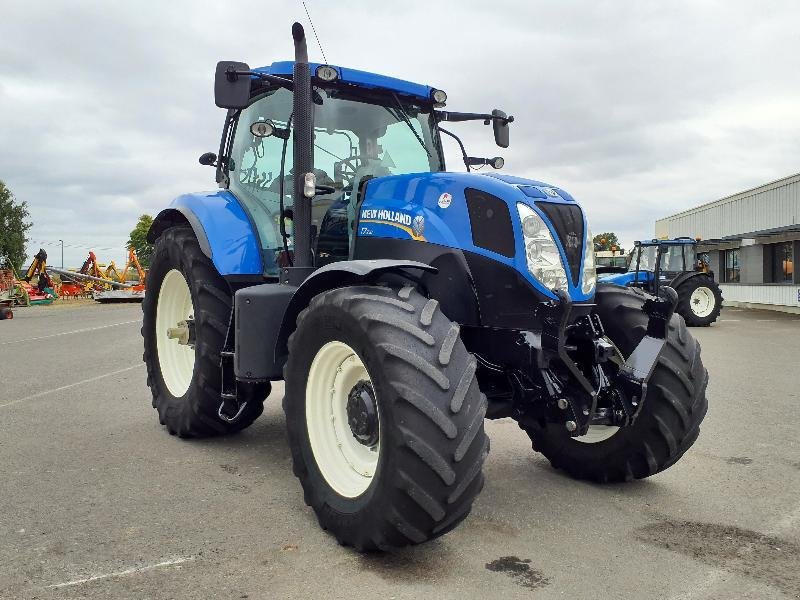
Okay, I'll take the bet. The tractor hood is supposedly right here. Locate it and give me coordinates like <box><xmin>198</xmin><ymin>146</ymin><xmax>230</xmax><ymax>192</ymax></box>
<box><xmin>357</xmin><ymin>171</ymin><xmax>592</xmax><ymax>302</ymax></box>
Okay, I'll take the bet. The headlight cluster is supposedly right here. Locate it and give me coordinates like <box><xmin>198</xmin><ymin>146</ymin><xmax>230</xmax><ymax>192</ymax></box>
<box><xmin>581</xmin><ymin>228</ymin><xmax>596</xmax><ymax>294</ymax></box>
<box><xmin>516</xmin><ymin>203</ymin><xmax>569</xmax><ymax>292</ymax></box>
<box><xmin>517</xmin><ymin>202</ymin><xmax>596</xmax><ymax>295</ymax></box>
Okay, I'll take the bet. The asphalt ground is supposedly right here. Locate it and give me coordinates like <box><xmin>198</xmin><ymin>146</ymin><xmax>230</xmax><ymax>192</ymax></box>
<box><xmin>1</xmin><ymin>302</ymin><xmax>799</xmax><ymax>599</ymax></box>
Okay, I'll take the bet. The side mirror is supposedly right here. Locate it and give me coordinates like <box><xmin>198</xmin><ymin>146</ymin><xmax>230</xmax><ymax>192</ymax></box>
<box><xmin>199</xmin><ymin>152</ymin><xmax>217</xmax><ymax>166</ymax></box>
<box><xmin>492</xmin><ymin>109</ymin><xmax>511</xmax><ymax>148</ymax></box>
<box><xmin>214</xmin><ymin>61</ymin><xmax>252</xmax><ymax>109</ymax></box>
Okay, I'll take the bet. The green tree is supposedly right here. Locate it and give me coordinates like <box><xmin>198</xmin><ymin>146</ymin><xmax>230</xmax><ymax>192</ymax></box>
<box><xmin>127</xmin><ymin>214</ymin><xmax>154</xmax><ymax>268</ymax></box>
<box><xmin>0</xmin><ymin>180</ymin><xmax>32</xmax><ymax>272</ymax></box>
<box><xmin>593</xmin><ymin>232</ymin><xmax>621</xmax><ymax>252</ymax></box>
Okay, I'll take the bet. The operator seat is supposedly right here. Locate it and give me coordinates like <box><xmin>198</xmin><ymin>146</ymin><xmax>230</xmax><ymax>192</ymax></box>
<box><xmin>347</xmin><ymin>158</ymin><xmax>393</xmax><ymax>247</ymax></box>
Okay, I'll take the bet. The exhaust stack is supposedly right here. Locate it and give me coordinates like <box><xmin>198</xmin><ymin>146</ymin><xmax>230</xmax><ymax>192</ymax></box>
<box><xmin>291</xmin><ymin>22</ymin><xmax>314</xmax><ymax>269</ymax></box>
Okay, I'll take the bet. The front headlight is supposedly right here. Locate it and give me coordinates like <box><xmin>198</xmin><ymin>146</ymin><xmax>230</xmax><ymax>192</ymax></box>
<box><xmin>516</xmin><ymin>203</ymin><xmax>569</xmax><ymax>292</ymax></box>
<box><xmin>581</xmin><ymin>228</ymin><xmax>596</xmax><ymax>294</ymax></box>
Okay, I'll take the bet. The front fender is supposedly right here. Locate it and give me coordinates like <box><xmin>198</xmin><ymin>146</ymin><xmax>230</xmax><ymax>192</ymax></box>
<box><xmin>148</xmin><ymin>191</ymin><xmax>263</xmax><ymax>276</ymax></box>
<box><xmin>273</xmin><ymin>260</ymin><xmax>436</xmax><ymax>370</ymax></box>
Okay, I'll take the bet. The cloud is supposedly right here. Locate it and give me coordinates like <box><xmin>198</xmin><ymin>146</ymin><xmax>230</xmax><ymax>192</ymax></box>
<box><xmin>1</xmin><ymin>0</ymin><xmax>799</xmax><ymax>266</ymax></box>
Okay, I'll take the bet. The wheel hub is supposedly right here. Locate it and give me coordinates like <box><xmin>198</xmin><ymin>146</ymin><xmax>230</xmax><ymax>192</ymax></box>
<box><xmin>346</xmin><ymin>381</ymin><xmax>379</xmax><ymax>447</ymax></box>
<box><xmin>166</xmin><ymin>317</ymin><xmax>195</xmax><ymax>347</ymax></box>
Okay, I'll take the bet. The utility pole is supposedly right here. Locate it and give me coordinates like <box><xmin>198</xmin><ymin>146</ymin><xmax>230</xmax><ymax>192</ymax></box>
<box><xmin>58</xmin><ymin>239</ymin><xmax>64</xmax><ymax>268</ymax></box>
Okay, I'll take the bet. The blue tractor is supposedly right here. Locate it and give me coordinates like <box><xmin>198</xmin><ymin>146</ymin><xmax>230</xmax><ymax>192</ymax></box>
<box><xmin>142</xmin><ymin>24</ymin><xmax>708</xmax><ymax>550</ymax></box>
<box><xmin>600</xmin><ymin>237</ymin><xmax>723</xmax><ymax>326</ymax></box>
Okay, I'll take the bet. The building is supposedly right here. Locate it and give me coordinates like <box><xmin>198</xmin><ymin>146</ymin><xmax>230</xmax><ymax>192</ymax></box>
<box><xmin>655</xmin><ymin>173</ymin><xmax>799</xmax><ymax>313</ymax></box>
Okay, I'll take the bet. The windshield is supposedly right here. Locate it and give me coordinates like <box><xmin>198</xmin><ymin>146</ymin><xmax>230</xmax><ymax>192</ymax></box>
<box><xmin>228</xmin><ymin>86</ymin><xmax>442</xmax><ymax>274</ymax></box>
<box><xmin>597</xmin><ymin>255</ymin><xmax>627</xmax><ymax>268</ymax></box>
<box><xmin>659</xmin><ymin>245</ymin><xmax>685</xmax><ymax>272</ymax></box>
<box><xmin>630</xmin><ymin>244</ymin><xmax>692</xmax><ymax>273</ymax></box>
<box><xmin>632</xmin><ymin>246</ymin><xmax>658</xmax><ymax>271</ymax></box>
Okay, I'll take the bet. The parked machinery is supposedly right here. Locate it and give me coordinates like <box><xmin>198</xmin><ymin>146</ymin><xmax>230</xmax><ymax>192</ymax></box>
<box><xmin>0</xmin><ymin>269</ymin><xmax>16</xmax><ymax>319</ymax></box>
<box><xmin>600</xmin><ymin>237</ymin><xmax>723</xmax><ymax>326</ymax></box>
<box><xmin>94</xmin><ymin>248</ymin><xmax>147</xmax><ymax>302</ymax></box>
<box><xmin>21</xmin><ymin>249</ymin><xmax>57</xmax><ymax>304</ymax></box>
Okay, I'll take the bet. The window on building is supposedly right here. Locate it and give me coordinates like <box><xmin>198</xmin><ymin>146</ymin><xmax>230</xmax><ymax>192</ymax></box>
<box><xmin>767</xmin><ymin>241</ymin><xmax>794</xmax><ymax>283</ymax></box>
<box><xmin>723</xmin><ymin>248</ymin><xmax>740</xmax><ymax>283</ymax></box>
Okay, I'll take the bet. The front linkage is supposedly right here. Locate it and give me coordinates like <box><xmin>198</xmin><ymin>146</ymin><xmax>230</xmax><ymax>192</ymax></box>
<box><xmin>496</xmin><ymin>287</ymin><xmax>679</xmax><ymax>437</ymax></box>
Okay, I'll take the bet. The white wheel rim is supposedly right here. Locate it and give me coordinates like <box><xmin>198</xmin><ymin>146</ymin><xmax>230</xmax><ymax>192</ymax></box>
<box><xmin>156</xmin><ymin>269</ymin><xmax>195</xmax><ymax>397</ymax></box>
<box><xmin>306</xmin><ymin>341</ymin><xmax>379</xmax><ymax>498</ymax></box>
<box><xmin>690</xmin><ymin>286</ymin><xmax>715</xmax><ymax>317</ymax></box>
<box><xmin>575</xmin><ymin>425</ymin><xmax>620</xmax><ymax>444</ymax></box>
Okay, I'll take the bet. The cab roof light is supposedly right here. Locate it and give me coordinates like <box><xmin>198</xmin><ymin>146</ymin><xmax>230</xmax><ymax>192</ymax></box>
<box><xmin>315</xmin><ymin>65</ymin><xmax>338</xmax><ymax>82</ymax></box>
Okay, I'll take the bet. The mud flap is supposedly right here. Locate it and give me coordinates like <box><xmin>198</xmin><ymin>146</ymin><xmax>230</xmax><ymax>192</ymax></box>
<box><xmin>613</xmin><ymin>286</ymin><xmax>678</xmax><ymax>424</ymax></box>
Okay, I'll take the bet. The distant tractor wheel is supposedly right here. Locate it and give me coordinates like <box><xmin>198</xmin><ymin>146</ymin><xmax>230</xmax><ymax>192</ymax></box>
<box><xmin>142</xmin><ymin>226</ymin><xmax>268</xmax><ymax>437</ymax></box>
<box><xmin>284</xmin><ymin>285</ymin><xmax>489</xmax><ymax>551</ymax></box>
<box><xmin>0</xmin><ymin>307</ymin><xmax>12</xmax><ymax>320</ymax></box>
<box><xmin>675</xmin><ymin>276</ymin><xmax>722</xmax><ymax>326</ymax></box>
<box><xmin>521</xmin><ymin>284</ymin><xmax>708</xmax><ymax>483</ymax></box>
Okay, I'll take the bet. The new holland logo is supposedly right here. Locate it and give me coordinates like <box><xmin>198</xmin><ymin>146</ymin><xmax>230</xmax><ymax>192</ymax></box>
<box><xmin>412</xmin><ymin>215</ymin><xmax>425</xmax><ymax>236</ymax></box>
<box><xmin>360</xmin><ymin>209</ymin><xmax>412</xmax><ymax>226</ymax></box>
<box><xmin>565</xmin><ymin>232</ymin><xmax>581</xmax><ymax>249</ymax></box>
<box><xmin>543</xmin><ymin>187</ymin><xmax>560</xmax><ymax>198</ymax></box>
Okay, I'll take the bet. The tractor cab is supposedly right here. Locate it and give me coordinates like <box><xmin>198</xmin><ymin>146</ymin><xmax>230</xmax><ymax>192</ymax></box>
<box><xmin>628</xmin><ymin>237</ymin><xmax>700</xmax><ymax>286</ymax></box>
<box><xmin>209</xmin><ymin>61</ymin><xmax>511</xmax><ymax>275</ymax></box>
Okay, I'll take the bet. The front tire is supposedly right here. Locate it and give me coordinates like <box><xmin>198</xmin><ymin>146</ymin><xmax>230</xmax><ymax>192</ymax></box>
<box><xmin>142</xmin><ymin>226</ymin><xmax>267</xmax><ymax>437</ymax></box>
<box><xmin>522</xmin><ymin>284</ymin><xmax>708</xmax><ymax>483</ymax></box>
<box><xmin>676</xmin><ymin>275</ymin><xmax>722</xmax><ymax>326</ymax></box>
<box><xmin>284</xmin><ymin>285</ymin><xmax>489</xmax><ymax>551</ymax></box>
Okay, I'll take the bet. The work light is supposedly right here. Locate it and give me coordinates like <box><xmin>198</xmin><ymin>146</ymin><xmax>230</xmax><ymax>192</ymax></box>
<box><xmin>315</xmin><ymin>65</ymin><xmax>338</xmax><ymax>82</ymax></box>
<box><xmin>431</xmin><ymin>89</ymin><xmax>447</xmax><ymax>106</ymax></box>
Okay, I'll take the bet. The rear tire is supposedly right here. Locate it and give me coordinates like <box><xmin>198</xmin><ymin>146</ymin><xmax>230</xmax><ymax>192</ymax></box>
<box><xmin>284</xmin><ymin>285</ymin><xmax>489</xmax><ymax>551</ymax></box>
<box><xmin>675</xmin><ymin>275</ymin><xmax>722</xmax><ymax>326</ymax></box>
<box><xmin>0</xmin><ymin>308</ymin><xmax>12</xmax><ymax>320</ymax></box>
<box><xmin>522</xmin><ymin>284</ymin><xmax>708</xmax><ymax>483</ymax></box>
<box><xmin>142</xmin><ymin>226</ymin><xmax>267</xmax><ymax>437</ymax></box>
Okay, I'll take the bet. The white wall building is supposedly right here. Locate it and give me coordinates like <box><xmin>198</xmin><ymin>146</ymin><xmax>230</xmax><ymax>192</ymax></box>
<box><xmin>655</xmin><ymin>173</ymin><xmax>800</xmax><ymax>313</ymax></box>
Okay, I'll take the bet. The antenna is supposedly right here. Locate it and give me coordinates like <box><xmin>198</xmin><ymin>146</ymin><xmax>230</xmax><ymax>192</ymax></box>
<box><xmin>301</xmin><ymin>1</ymin><xmax>328</xmax><ymax>64</ymax></box>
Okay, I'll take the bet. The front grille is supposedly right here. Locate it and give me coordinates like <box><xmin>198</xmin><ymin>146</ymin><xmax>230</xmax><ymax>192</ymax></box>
<box><xmin>535</xmin><ymin>201</ymin><xmax>584</xmax><ymax>285</ymax></box>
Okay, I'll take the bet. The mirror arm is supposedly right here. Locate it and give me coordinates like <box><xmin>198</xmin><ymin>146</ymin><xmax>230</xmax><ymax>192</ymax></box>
<box><xmin>438</xmin><ymin>127</ymin><xmax>471</xmax><ymax>172</ymax></box>
<box><xmin>227</xmin><ymin>69</ymin><xmax>294</xmax><ymax>90</ymax></box>
<box><xmin>436</xmin><ymin>111</ymin><xmax>515</xmax><ymax>125</ymax></box>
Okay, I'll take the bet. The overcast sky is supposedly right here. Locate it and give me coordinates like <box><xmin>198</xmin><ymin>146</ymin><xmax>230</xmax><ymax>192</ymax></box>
<box><xmin>2</xmin><ymin>0</ymin><xmax>799</xmax><ymax>267</ymax></box>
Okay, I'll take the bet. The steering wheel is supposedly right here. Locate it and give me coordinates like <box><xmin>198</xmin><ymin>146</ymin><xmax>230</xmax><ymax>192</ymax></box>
<box><xmin>334</xmin><ymin>155</ymin><xmax>367</xmax><ymax>186</ymax></box>
<box><xmin>315</xmin><ymin>184</ymin><xmax>337</xmax><ymax>195</ymax></box>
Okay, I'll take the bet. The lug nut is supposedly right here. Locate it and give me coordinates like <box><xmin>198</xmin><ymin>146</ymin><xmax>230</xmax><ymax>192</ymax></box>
<box><xmin>565</xmin><ymin>421</ymin><xmax>577</xmax><ymax>432</ymax></box>
<box><xmin>557</xmin><ymin>398</ymin><xmax>568</xmax><ymax>410</ymax></box>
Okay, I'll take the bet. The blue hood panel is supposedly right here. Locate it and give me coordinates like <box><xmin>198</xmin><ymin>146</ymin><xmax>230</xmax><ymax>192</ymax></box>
<box><xmin>358</xmin><ymin>172</ymin><xmax>592</xmax><ymax>302</ymax></box>
<box><xmin>599</xmin><ymin>270</ymin><xmax>654</xmax><ymax>287</ymax></box>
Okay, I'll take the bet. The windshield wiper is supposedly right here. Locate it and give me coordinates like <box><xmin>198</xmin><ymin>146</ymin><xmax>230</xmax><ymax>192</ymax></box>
<box><xmin>386</xmin><ymin>93</ymin><xmax>430</xmax><ymax>157</ymax></box>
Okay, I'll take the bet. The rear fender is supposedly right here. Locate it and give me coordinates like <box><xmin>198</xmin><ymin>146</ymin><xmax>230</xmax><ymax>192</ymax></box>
<box><xmin>668</xmin><ymin>271</ymin><xmax>711</xmax><ymax>290</ymax></box>
<box><xmin>147</xmin><ymin>191</ymin><xmax>263</xmax><ymax>276</ymax></box>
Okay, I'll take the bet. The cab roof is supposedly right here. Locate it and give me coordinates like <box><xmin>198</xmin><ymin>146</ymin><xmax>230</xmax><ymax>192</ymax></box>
<box><xmin>253</xmin><ymin>61</ymin><xmax>435</xmax><ymax>101</ymax></box>
<box><xmin>635</xmin><ymin>237</ymin><xmax>697</xmax><ymax>246</ymax></box>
